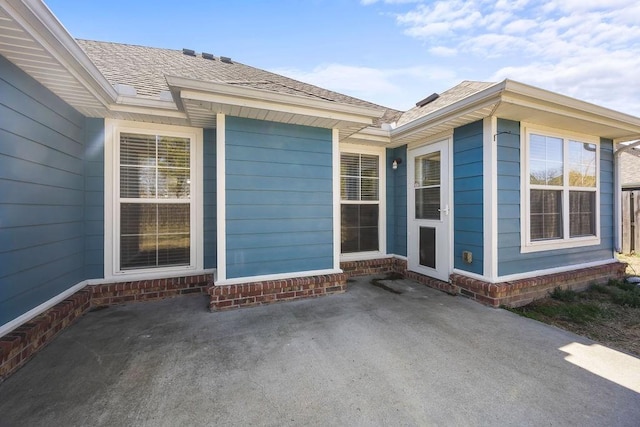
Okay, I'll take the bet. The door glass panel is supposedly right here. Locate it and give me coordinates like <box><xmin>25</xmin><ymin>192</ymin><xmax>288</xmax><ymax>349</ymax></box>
<box><xmin>415</xmin><ymin>188</ymin><xmax>440</xmax><ymax>219</ymax></box>
<box><xmin>419</xmin><ymin>226</ymin><xmax>436</xmax><ymax>268</ymax></box>
<box><xmin>415</xmin><ymin>152</ymin><xmax>441</xmax><ymax>219</ymax></box>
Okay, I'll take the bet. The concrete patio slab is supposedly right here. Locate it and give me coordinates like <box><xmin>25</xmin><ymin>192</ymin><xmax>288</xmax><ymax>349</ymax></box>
<box><xmin>0</xmin><ymin>275</ymin><xmax>638</xmax><ymax>426</ymax></box>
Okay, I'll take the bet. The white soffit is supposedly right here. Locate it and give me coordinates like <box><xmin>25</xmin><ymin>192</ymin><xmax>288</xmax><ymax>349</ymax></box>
<box><xmin>167</xmin><ymin>75</ymin><xmax>383</xmax><ymax>136</ymax></box>
<box><xmin>389</xmin><ymin>79</ymin><xmax>640</xmax><ymax>147</ymax></box>
<box><xmin>495</xmin><ymin>96</ymin><xmax>640</xmax><ymax>141</ymax></box>
<box><xmin>0</xmin><ymin>1</ymin><xmax>114</xmax><ymax>117</ymax></box>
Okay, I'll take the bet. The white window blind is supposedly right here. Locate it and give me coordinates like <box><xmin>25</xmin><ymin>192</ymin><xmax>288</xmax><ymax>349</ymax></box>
<box><xmin>119</xmin><ymin>132</ymin><xmax>192</xmax><ymax>270</ymax></box>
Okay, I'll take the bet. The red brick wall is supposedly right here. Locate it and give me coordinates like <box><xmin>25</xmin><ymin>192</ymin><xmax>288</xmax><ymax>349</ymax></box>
<box><xmin>208</xmin><ymin>273</ymin><xmax>347</xmax><ymax>311</ymax></box>
<box><xmin>91</xmin><ymin>274</ymin><xmax>210</xmax><ymax>306</ymax></box>
<box><xmin>340</xmin><ymin>258</ymin><xmax>626</xmax><ymax>308</ymax></box>
<box><xmin>451</xmin><ymin>262</ymin><xmax>627</xmax><ymax>307</ymax></box>
<box><xmin>340</xmin><ymin>258</ymin><xmax>395</xmax><ymax>276</ymax></box>
<box><xmin>1</xmin><ymin>290</ymin><xmax>91</xmax><ymax>382</ymax></box>
<box><xmin>0</xmin><ymin>273</ymin><xmax>212</xmax><ymax>382</ymax></box>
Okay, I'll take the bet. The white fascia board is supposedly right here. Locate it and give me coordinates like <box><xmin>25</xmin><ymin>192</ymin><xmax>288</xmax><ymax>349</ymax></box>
<box><xmin>109</xmin><ymin>98</ymin><xmax>186</xmax><ymax>118</ymax></box>
<box><xmin>501</xmin><ymin>79</ymin><xmax>640</xmax><ymax>135</ymax></box>
<box><xmin>166</xmin><ymin>75</ymin><xmax>383</xmax><ymax>125</ymax></box>
<box><xmin>343</xmin><ymin>126</ymin><xmax>392</xmax><ymax>146</ymax></box>
<box><xmin>503</xmin><ymin>80</ymin><xmax>640</xmax><ymax>126</ymax></box>
<box><xmin>3</xmin><ymin>0</ymin><xmax>117</xmax><ymax>104</ymax></box>
<box><xmin>391</xmin><ymin>81</ymin><xmax>505</xmax><ymax>140</ymax></box>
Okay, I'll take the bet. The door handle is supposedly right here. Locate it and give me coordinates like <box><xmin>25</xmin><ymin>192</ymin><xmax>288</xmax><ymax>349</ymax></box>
<box><xmin>438</xmin><ymin>205</ymin><xmax>449</xmax><ymax>216</ymax></box>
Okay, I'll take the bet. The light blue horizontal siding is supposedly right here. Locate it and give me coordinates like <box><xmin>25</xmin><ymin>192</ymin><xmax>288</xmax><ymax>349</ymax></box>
<box><xmin>387</xmin><ymin>146</ymin><xmax>407</xmax><ymax>256</ymax></box>
<box><xmin>0</xmin><ymin>54</ymin><xmax>86</xmax><ymax>326</ymax></box>
<box><xmin>84</xmin><ymin>118</ymin><xmax>104</xmax><ymax>279</ymax></box>
<box><xmin>225</xmin><ymin>116</ymin><xmax>333</xmax><ymax>278</ymax></box>
<box><xmin>453</xmin><ymin>120</ymin><xmax>483</xmax><ymax>275</ymax></box>
<box><xmin>496</xmin><ymin>118</ymin><xmax>615</xmax><ymax>276</ymax></box>
<box><xmin>203</xmin><ymin>129</ymin><xmax>217</xmax><ymax>269</ymax></box>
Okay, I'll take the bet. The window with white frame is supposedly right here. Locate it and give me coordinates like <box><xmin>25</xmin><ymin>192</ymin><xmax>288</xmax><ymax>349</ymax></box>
<box><xmin>340</xmin><ymin>152</ymin><xmax>380</xmax><ymax>253</ymax></box>
<box><xmin>107</xmin><ymin>120</ymin><xmax>201</xmax><ymax>275</ymax></box>
<box><xmin>523</xmin><ymin>127</ymin><xmax>599</xmax><ymax>251</ymax></box>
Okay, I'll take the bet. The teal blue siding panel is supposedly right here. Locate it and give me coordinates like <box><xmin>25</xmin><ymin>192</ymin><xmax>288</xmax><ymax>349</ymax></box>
<box><xmin>0</xmin><ymin>54</ymin><xmax>87</xmax><ymax>326</ymax></box>
<box><xmin>453</xmin><ymin>121</ymin><xmax>483</xmax><ymax>274</ymax></box>
<box><xmin>0</xmin><ymin>105</ymin><xmax>83</xmax><ymax>158</ymax></box>
<box><xmin>0</xmin><ymin>155</ymin><xmax>83</xmax><ymax>189</ymax></box>
<box><xmin>226</xmin><ymin>218</ymin><xmax>333</xmax><ymax>234</ymax></box>
<box><xmin>227</xmin><ymin>205</ymin><xmax>332</xmax><ymax>220</ymax></box>
<box><xmin>225</xmin><ymin>117</ymin><xmax>331</xmax><ymax>145</ymax></box>
<box><xmin>455</xmin><ymin>217</ymin><xmax>483</xmax><ymax>232</ymax></box>
<box><xmin>227</xmin><ymin>244</ymin><xmax>333</xmax><ymax>264</ymax></box>
<box><xmin>227</xmin><ymin>232</ymin><xmax>332</xmax><ymax>250</ymax></box>
<box><xmin>387</xmin><ymin>146</ymin><xmax>407</xmax><ymax>256</ymax></box>
<box><xmin>84</xmin><ymin>118</ymin><xmax>104</xmax><ymax>279</ymax></box>
<box><xmin>227</xmin><ymin>190</ymin><xmax>331</xmax><ymax>205</ymax></box>
<box><xmin>203</xmin><ymin>128</ymin><xmax>217</xmax><ymax>269</ymax></box>
<box><xmin>454</xmin><ymin>161</ymin><xmax>483</xmax><ymax>179</ymax></box>
<box><xmin>228</xmin><ymin>175</ymin><xmax>330</xmax><ymax>192</ymax></box>
<box><xmin>455</xmin><ymin>189</ymin><xmax>483</xmax><ymax>204</ymax></box>
<box><xmin>227</xmin><ymin>159</ymin><xmax>332</xmax><ymax>179</ymax></box>
<box><xmin>226</xmin><ymin>145</ymin><xmax>332</xmax><ymax>169</ymax></box>
<box><xmin>225</xmin><ymin>117</ymin><xmax>333</xmax><ymax>278</ymax></box>
<box><xmin>496</xmin><ymin>119</ymin><xmax>615</xmax><ymax>276</ymax></box>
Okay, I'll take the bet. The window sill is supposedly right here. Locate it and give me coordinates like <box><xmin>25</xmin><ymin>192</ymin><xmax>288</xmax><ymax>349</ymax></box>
<box><xmin>340</xmin><ymin>251</ymin><xmax>388</xmax><ymax>262</ymax></box>
<box><xmin>520</xmin><ymin>236</ymin><xmax>600</xmax><ymax>253</ymax></box>
<box><xmin>108</xmin><ymin>264</ymin><xmax>201</xmax><ymax>281</ymax></box>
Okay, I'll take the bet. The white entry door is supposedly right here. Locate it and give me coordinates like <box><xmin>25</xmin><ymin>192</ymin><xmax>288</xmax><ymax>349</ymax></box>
<box><xmin>407</xmin><ymin>140</ymin><xmax>451</xmax><ymax>281</ymax></box>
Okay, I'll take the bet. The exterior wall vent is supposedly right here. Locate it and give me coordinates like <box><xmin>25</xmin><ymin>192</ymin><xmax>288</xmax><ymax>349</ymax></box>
<box><xmin>416</xmin><ymin>93</ymin><xmax>439</xmax><ymax>108</ymax></box>
<box><xmin>202</xmin><ymin>52</ymin><xmax>215</xmax><ymax>60</ymax></box>
<box><xmin>220</xmin><ymin>56</ymin><xmax>232</xmax><ymax>64</ymax></box>
<box><xmin>182</xmin><ymin>48</ymin><xmax>196</xmax><ymax>56</ymax></box>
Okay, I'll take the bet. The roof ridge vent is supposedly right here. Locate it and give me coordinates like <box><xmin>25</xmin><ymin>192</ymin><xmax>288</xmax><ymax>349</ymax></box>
<box><xmin>182</xmin><ymin>48</ymin><xmax>196</xmax><ymax>56</ymax></box>
<box><xmin>416</xmin><ymin>93</ymin><xmax>439</xmax><ymax>108</ymax></box>
<box><xmin>202</xmin><ymin>52</ymin><xmax>215</xmax><ymax>60</ymax></box>
<box><xmin>220</xmin><ymin>56</ymin><xmax>232</xmax><ymax>64</ymax></box>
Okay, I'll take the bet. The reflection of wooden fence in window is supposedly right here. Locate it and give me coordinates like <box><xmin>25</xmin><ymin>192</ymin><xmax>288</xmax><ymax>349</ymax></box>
<box><xmin>621</xmin><ymin>190</ymin><xmax>640</xmax><ymax>253</ymax></box>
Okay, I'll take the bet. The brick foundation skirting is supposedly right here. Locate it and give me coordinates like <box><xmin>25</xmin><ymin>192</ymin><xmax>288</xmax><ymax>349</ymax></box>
<box><xmin>0</xmin><ymin>273</ymin><xmax>211</xmax><ymax>382</ymax></box>
<box><xmin>91</xmin><ymin>274</ymin><xmax>210</xmax><ymax>307</ymax></box>
<box><xmin>450</xmin><ymin>262</ymin><xmax>627</xmax><ymax>308</ymax></box>
<box><xmin>341</xmin><ymin>258</ymin><xmax>627</xmax><ymax>308</ymax></box>
<box><xmin>208</xmin><ymin>273</ymin><xmax>348</xmax><ymax>311</ymax></box>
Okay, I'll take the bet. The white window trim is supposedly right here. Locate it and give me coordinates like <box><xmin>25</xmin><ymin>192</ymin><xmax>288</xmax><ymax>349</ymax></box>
<box><xmin>339</xmin><ymin>143</ymin><xmax>387</xmax><ymax>261</ymax></box>
<box><xmin>104</xmin><ymin>118</ymin><xmax>203</xmax><ymax>279</ymax></box>
<box><xmin>520</xmin><ymin>123</ymin><xmax>600</xmax><ymax>253</ymax></box>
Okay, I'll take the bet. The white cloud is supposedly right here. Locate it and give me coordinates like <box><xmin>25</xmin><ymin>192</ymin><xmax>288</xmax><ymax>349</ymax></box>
<box><xmin>429</xmin><ymin>46</ymin><xmax>457</xmax><ymax>56</ymax></box>
<box><xmin>384</xmin><ymin>0</ymin><xmax>640</xmax><ymax>115</ymax></box>
<box><xmin>361</xmin><ymin>0</ymin><xmax>423</xmax><ymax>5</ymax></box>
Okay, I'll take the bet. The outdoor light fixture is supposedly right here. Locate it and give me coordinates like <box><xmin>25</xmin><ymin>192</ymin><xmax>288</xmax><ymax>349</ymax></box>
<box><xmin>392</xmin><ymin>158</ymin><xmax>402</xmax><ymax>170</ymax></box>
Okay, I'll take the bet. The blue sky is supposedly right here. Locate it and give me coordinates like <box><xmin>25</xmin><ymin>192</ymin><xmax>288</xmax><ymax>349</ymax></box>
<box><xmin>46</xmin><ymin>0</ymin><xmax>640</xmax><ymax>116</ymax></box>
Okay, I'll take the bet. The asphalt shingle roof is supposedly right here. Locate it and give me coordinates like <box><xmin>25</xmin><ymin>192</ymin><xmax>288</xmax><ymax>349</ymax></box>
<box><xmin>396</xmin><ymin>80</ymin><xmax>496</xmax><ymax>127</ymax></box>
<box><xmin>77</xmin><ymin>39</ymin><xmax>403</xmax><ymax>126</ymax></box>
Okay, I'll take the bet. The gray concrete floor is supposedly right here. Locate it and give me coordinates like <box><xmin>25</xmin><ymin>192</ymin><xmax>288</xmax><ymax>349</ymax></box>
<box><xmin>1</xmin><ymin>276</ymin><xmax>639</xmax><ymax>426</ymax></box>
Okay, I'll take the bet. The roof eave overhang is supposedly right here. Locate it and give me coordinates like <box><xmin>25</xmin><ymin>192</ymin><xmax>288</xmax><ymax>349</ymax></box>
<box><xmin>495</xmin><ymin>80</ymin><xmax>640</xmax><ymax>142</ymax></box>
<box><xmin>387</xmin><ymin>79</ymin><xmax>640</xmax><ymax>147</ymax></box>
<box><xmin>165</xmin><ymin>75</ymin><xmax>384</xmax><ymax>135</ymax></box>
<box><xmin>389</xmin><ymin>81</ymin><xmax>505</xmax><ymax>146</ymax></box>
<box><xmin>0</xmin><ymin>0</ymin><xmax>117</xmax><ymax>113</ymax></box>
<box><xmin>341</xmin><ymin>126</ymin><xmax>392</xmax><ymax>147</ymax></box>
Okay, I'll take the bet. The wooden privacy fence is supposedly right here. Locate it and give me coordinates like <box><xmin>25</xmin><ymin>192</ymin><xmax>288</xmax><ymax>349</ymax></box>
<box><xmin>621</xmin><ymin>190</ymin><xmax>640</xmax><ymax>254</ymax></box>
